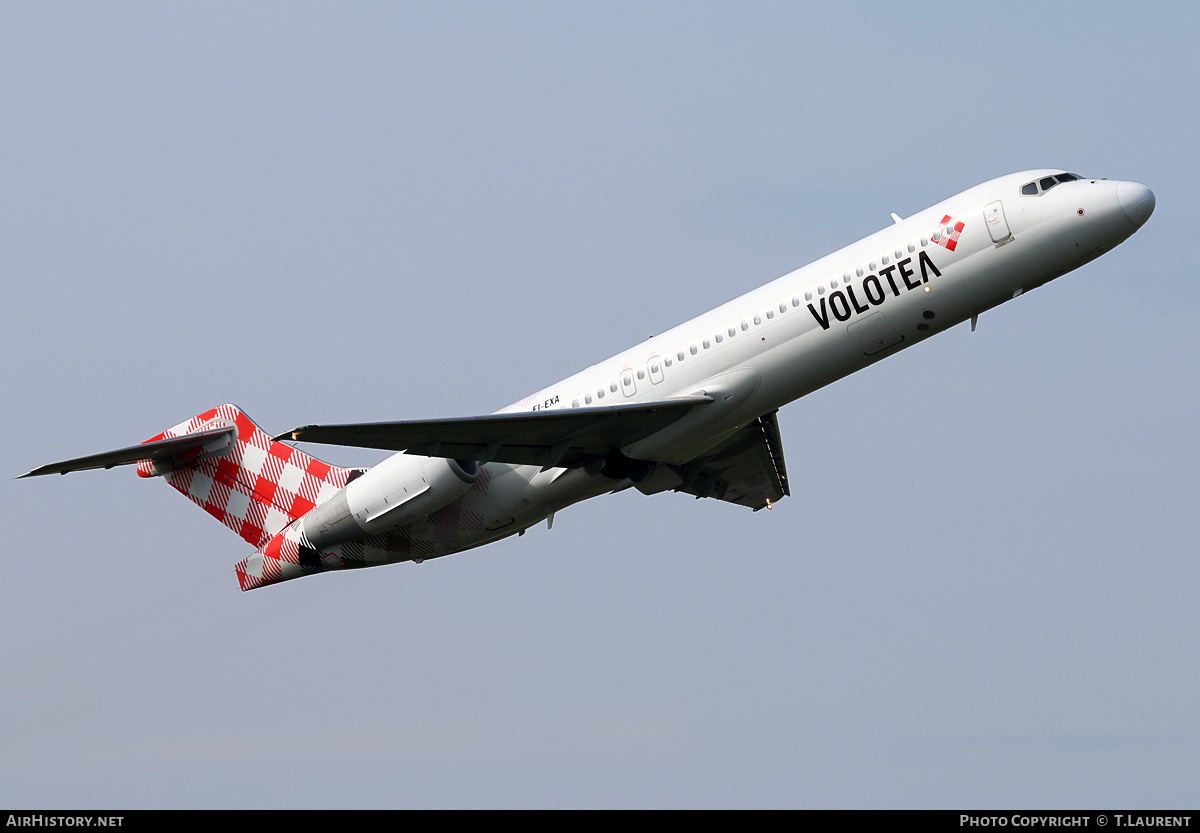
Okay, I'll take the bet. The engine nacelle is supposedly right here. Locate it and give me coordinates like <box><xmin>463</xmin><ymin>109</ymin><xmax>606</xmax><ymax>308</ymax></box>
<box><xmin>300</xmin><ymin>454</ymin><xmax>479</xmax><ymax>548</ymax></box>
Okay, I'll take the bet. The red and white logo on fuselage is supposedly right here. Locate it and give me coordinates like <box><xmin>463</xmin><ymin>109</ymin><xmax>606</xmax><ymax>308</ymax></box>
<box><xmin>935</xmin><ymin>215</ymin><xmax>965</xmax><ymax>251</ymax></box>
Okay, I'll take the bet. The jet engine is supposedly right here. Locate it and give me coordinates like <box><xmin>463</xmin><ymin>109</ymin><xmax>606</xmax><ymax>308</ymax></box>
<box><xmin>300</xmin><ymin>454</ymin><xmax>480</xmax><ymax>549</ymax></box>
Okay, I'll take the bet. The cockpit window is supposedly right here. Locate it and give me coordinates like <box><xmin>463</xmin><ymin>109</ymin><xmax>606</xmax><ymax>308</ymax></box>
<box><xmin>1022</xmin><ymin>173</ymin><xmax>1084</xmax><ymax>196</ymax></box>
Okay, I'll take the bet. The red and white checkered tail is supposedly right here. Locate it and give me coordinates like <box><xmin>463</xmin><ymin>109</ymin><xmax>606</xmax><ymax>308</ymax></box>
<box><xmin>136</xmin><ymin>405</ymin><xmax>356</xmax><ymax>550</ymax></box>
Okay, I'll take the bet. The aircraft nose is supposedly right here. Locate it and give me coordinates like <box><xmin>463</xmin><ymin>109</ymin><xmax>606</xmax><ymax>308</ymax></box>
<box><xmin>1116</xmin><ymin>181</ymin><xmax>1155</xmax><ymax>228</ymax></box>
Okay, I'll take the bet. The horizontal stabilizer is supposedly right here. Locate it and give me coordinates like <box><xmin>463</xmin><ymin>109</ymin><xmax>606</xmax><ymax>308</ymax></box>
<box><xmin>18</xmin><ymin>425</ymin><xmax>235</xmax><ymax>478</ymax></box>
<box><xmin>279</xmin><ymin>397</ymin><xmax>712</xmax><ymax>469</ymax></box>
<box><xmin>22</xmin><ymin>404</ymin><xmax>361</xmax><ymax>548</ymax></box>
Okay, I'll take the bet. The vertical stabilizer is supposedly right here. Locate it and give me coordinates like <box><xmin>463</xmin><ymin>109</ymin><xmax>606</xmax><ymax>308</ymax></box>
<box><xmin>137</xmin><ymin>405</ymin><xmax>356</xmax><ymax>548</ymax></box>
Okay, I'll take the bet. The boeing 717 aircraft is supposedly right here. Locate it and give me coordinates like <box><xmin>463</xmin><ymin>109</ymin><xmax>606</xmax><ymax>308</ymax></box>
<box><xmin>21</xmin><ymin>170</ymin><xmax>1155</xmax><ymax>590</ymax></box>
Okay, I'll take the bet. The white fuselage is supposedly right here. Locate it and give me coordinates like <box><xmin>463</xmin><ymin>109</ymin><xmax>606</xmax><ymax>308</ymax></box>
<box><xmin>342</xmin><ymin>170</ymin><xmax>1153</xmax><ymax>560</ymax></box>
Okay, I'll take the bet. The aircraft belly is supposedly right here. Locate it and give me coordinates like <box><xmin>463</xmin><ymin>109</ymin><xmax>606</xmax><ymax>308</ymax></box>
<box><xmin>523</xmin><ymin>465</ymin><xmax>612</xmax><ymax>508</ymax></box>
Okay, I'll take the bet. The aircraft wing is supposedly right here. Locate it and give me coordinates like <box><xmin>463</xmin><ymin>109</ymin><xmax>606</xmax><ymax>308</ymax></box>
<box><xmin>672</xmin><ymin>411</ymin><xmax>790</xmax><ymax>509</ymax></box>
<box><xmin>279</xmin><ymin>397</ymin><xmax>713</xmax><ymax>470</ymax></box>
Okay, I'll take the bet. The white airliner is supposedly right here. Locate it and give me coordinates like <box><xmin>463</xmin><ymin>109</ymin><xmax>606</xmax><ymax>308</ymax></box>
<box><xmin>22</xmin><ymin>170</ymin><xmax>1155</xmax><ymax>590</ymax></box>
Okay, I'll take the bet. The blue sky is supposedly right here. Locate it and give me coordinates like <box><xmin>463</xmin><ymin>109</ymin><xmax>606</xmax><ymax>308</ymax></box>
<box><xmin>2</xmin><ymin>2</ymin><xmax>1196</xmax><ymax>808</ymax></box>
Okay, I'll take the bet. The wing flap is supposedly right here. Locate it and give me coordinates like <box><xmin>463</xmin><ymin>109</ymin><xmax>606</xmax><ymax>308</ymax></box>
<box><xmin>671</xmin><ymin>411</ymin><xmax>790</xmax><ymax>509</ymax></box>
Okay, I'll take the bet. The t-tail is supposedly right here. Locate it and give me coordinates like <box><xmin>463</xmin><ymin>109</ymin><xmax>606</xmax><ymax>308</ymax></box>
<box><xmin>19</xmin><ymin>404</ymin><xmax>359</xmax><ymax>591</ymax></box>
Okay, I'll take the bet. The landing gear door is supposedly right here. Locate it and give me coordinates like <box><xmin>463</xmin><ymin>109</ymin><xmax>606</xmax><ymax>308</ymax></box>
<box><xmin>984</xmin><ymin>200</ymin><xmax>1012</xmax><ymax>244</ymax></box>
